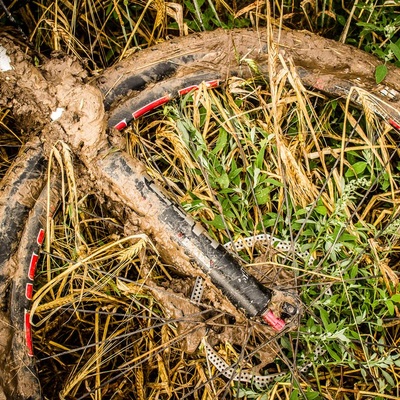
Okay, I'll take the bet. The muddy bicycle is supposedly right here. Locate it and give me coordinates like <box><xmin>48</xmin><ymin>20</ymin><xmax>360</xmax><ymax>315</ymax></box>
<box><xmin>1</xmin><ymin>26</ymin><xmax>400</xmax><ymax>399</ymax></box>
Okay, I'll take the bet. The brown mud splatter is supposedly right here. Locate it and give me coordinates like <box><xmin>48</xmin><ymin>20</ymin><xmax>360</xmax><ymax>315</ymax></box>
<box><xmin>1</xmin><ymin>26</ymin><xmax>400</xmax><ymax>398</ymax></box>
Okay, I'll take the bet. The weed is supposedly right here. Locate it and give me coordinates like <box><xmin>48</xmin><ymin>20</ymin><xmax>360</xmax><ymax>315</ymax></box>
<box><xmin>2</xmin><ymin>1</ymin><xmax>400</xmax><ymax>399</ymax></box>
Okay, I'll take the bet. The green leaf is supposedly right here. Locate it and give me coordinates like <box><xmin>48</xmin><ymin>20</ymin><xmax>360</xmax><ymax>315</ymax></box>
<box><xmin>389</xmin><ymin>42</ymin><xmax>400</xmax><ymax>62</ymax></box>
<box><xmin>390</xmin><ymin>294</ymin><xmax>400</xmax><ymax>303</ymax></box>
<box><xmin>255</xmin><ymin>187</ymin><xmax>271</xmax><ymax>205</ymax></box>
<box><xmin>337</xmin><ymin>14</ymin><xmax>346</xmax><ymax>26</ymax></box>
<box><xmin>375</xmin><ymin>64</ymin><xmax>388</xmax><ymax>84</ymax></box>
<box><xmin>295</xmin><ymin>208</ymin><xmax>307</xmax><ymax>216</ymax></box>
<box><xmin>357</xmin><ymin>22</ymin><xmax>380</xmax><ymax>30</ymax></box>
<box><xmin>208</xmin><ymin>215</ymin><xmax>225</xmax><ymax>230</ymax></box>
<box><xmin>319</xmin><ymin>308</ymin><xmax>329</xmax><ymax>329</ymax></box>
<box><xmin>326</xmin><ymin>346</ymin><xmax>341</xmax><ymax>362</ymax></box>
<box><xmin>341</xmin><ymin>233</ymin><xmax>357</xmax><ymax>242</ymax></box>
<box><xmin>212</xmin><ymin>128</ymin><xmax>228</xmax><ymax>154</ymax></box>
<box><xmin>349</xmin><ymin>264</ymin><xmax>358</xmax><ymax>279</ymax></box>
<box><xmin>228</xmin><ymin>168</ymin><xmax>242</xmax><ymax>185</ymax></box>
<box><xmin>183</xmin><ymin>0</ymin><xmax>196</xmax><ymax>13</ymax></box>
<box><xmin>349</xmin><ymin>330</ymin><xmax>361</xmax><ymax>340</ymax></box>
<box><xmin>315</xmin><ymin>205</ymin><xmax>328</xmax><ymax>215</ymax></box>
<box><xmin>327</xmin><ymin>322</ymin><xmax>337</xmax><ymax>333</ymax></box>
<box><xmin>176</xmin><ymin>119</ymin><xmax>190</xmax><ymax>147</ymax></box>
<box><xmin>255</xmin><ymin>146</ymin><xmax>266</xmax><ymax>169</ymax></box>
<box><xmin>253</xmin><ymin>167</ymin><xmax>261</xmax><ymax>187</ymax></box>
<box><xmin>345</xmin><ymin>161</ymin><xmax>367</xmax><ymax>177</ymax></box>
<box><xmin>306</xmin><ymin>390</ymin><xmax>323</xmax><ymax>400</ymax></box>
<box><xmin>263</xmin><ymin>217</ymin><xmax>277</xmax><ymax>228</ymax></box>
<box><xmin>215</xmin><ymin>172</ymin><xmax>230</xmax><ymax>189</ymax></box>
<box><xmin>381</xmin><ymin>369</ymin><xmax>395</xmax><ymax>387</ymax></box>
<box><xmin>289</xmin><ymin>389</ymin><xmax>299</xmax><ymax>400</ymax></box>
<box><xmin>265</xmin><ymin>178</ymin><xmax>283</xmax><ymax>187</ymax></box>
<box><xmin>386</xmin><ymin>300</ymin><xmax>394</xmax><ymax>315</ymax></box>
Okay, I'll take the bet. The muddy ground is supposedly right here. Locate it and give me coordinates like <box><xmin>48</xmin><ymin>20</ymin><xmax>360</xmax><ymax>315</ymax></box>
<box><xmin>1</xmin><ymin>27</ymin><xmax>400</xmax><ymax>398</ymax></box>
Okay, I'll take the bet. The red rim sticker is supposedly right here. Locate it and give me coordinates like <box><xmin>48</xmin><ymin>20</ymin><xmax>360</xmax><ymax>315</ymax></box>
<box><xmin>25</xmin><ymin>283</ymin><xmax>33</xmax><ymax>300</ymax></box>
<box><xmin>37</xmin><ymin>228</ymin><xmax>45</xmax><ymax>246</ymax></box>
<box><xmin>178</xmin><ymin>80</ymin><xmax>220</xmax><ymax>96</ymax></box>
<box><xmin>205</xmin><ymin>79</ymin><xmax>220</xmax><ymax>88</ymax></box>
<box><xmin>24</xmin><ymin>310</ymin><xmax>33</xmax><ymax>357</ymax></box>
<box><xmin>132</xmin><ymin>95</ymin><xmax>171</xmax><ymax>119</ymax></box>
<box><xmin>178</xmin><ymin>85</ymin><xmax>199</xmax><ymax>96</ymax></box>
<box><xmin>389</xmin><ymin>118</ymin><xmax>400</xmax><ymax>131</ymax></box>
<box><xmin>114</xmin><ymin>119</ymin><xmax>127</xmax><ymax>131</ymax></box>
<box><xmin>28</xmin><ymin>252</ymin><xmax>39</xmax><ymax>280</ymax></box>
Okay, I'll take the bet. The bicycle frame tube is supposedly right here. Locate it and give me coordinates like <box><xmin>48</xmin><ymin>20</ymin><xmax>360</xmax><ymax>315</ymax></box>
<box><xmin>97</xmin><ymin>151</ymin><xmax>299</xmax><ymax>331</ymax></box>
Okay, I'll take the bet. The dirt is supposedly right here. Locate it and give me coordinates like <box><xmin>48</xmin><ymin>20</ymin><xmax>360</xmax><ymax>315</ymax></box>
<box><xmin>1</xmin><ymin>26</ymin><xmax>400</xmax><ymax>398</ymax></box>
<box><xmin>146</xmin><ymin>279</ymin><xmax>207</xmax><ymax>353</ymax></box>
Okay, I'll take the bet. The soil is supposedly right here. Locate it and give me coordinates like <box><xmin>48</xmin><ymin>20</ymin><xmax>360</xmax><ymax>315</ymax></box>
<box><xmin>1</xmin><ymin>26</ymin><xmax>400</xmax><ymax>398</ymax></box>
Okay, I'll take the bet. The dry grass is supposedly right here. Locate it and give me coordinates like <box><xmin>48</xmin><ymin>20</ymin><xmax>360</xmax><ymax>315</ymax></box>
<box><xmin>31</xmin><ymin>73</ymin><xmax>400</xmax><ymax>399</ymax></box>
<box><xmin>2</xmin><ymin>1</ymin><xmax>400</xmax><ymax>399</ymax></box>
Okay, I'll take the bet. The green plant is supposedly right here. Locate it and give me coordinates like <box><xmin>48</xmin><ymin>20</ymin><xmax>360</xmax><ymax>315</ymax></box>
<box><xmin>2</xmin><ymin>1</ymin><xmax>400</xmax><ymax>399</ymax></box>
<box><xmin>125</xmin><ymin>68</ymin><xmax>400</xmax><ymax>397</ymax></box>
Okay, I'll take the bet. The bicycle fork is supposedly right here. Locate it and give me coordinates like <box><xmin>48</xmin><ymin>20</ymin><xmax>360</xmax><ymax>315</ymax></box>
<box><xmin>99</xmin><ymin>152</ymin><xmax>300</xmax><ymax>331</ymax></box>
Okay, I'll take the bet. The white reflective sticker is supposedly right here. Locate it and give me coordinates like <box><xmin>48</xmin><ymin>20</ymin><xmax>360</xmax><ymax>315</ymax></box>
<box><xmin>51</xmin><ymin>107</ymin><xmax>65</xmax><ymax>121</ymax></box>
<box><xmin>0</xmin><ymin>46</ymin><xmax>13</xmax><ymax>72</ymax></box>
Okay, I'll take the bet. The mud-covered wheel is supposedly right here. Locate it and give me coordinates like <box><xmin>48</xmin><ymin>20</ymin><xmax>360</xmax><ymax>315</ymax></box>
<box><xmin>1</xmin><ymin>25</ymin><xmax>400</xmax><ymax>399</ymax></box>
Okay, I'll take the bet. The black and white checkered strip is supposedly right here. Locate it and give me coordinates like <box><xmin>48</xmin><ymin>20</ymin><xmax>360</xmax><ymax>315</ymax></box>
<box><xmin>203</xmin><ymin>339</ymin><xmax>325</xmax><ymax>387</ymax></box>
<box><xmin>223</xmin><ymin>233</ymin><xmax>315</xmax><ymax>266</ymax></box>
<box><xmin>204</xmin><ymin>339</ymin><xmax>285</xmax><ymax>386</ymax></box>
<box><xmin>192</xmin><ymin>234</ymin><xmax>325</xmax><ymax>386</ymax></box>
<box><xmin>190</xmin><ymin>233</ymin><xmax>317</xmax><ymax>310</ymax></box>
<box><xmin>224</xmin><ymin>234</ymin><xmax>331</xmax><ymax>296</ymax></box>
<box><xmin>190</xmin><ymin>276</ymin><xmax>204</xmax><ymax>304</ymax></box>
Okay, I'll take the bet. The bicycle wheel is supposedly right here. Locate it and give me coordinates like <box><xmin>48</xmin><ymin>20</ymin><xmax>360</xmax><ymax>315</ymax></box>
<box><xmin>98</xmin><ymin>28</ymin><xmax>400</xmax><ymax>132</ymax></box>
<box><xmin>0</xmin><ymin>139</ymin><xmax>46</xmax><ymax>399</ymax></box>
<box><xmin>1</xmin><ymin>26</ymin><xmax>400</xmax><ymax>399</ymax></box>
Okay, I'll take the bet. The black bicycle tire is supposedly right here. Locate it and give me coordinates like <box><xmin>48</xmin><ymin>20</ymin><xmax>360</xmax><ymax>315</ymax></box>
<box><xmin>2</xmin><ymin>26</ymin><xmax>400</xmax><ymax>399</ymax></box>
<box><xmin>9</xmin><ymin>181</ymin><xmax>61</xmax><ymax>400</ymax></box>
<box><xmin>0</xmin><ymin>139</ymin><xmax>47</xmax><ymax>400</ymax></box>
<box><xmin>99</xmin><ymin>28</ymin><xmax>400</xmax><ymax>132</ymax></box>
